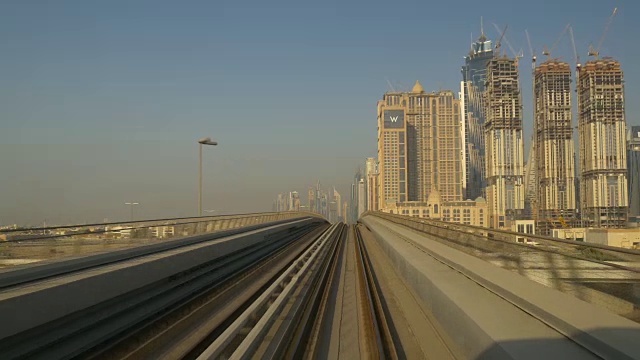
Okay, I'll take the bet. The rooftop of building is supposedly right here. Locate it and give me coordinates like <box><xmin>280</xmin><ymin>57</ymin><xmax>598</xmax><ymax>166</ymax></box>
<box><xmin>580</xmin><ymin>57</ymin><xmax>622</xmax><ymax>71</ymax></box>
<box><xmin>412</xmin><ymin>80</ymin><xmax>424</xmax><ymax>93</ymax></box>
<box><xmin>535</xmin><ymin>60</ymin><xmax>572</xmax><ymax>73</ymax></box>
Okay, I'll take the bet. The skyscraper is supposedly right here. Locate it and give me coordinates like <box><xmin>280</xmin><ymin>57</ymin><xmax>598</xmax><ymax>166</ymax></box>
<box><xmin>315</xmin><ymin>181</ymin><xmax>322</xmax><ymax>213</ymax></box>
<box><xmin>276</xmin><ymin>193</ymin><xmax>285</xmax><ymax>212</ymax></box>
<box><xmin>350</xmin><ymin>169</ymin><xmax>363</xmax><ymax>222</ymax></box>
<box><xmin>308</xmin><ymin>187</ymin><xmax>315</xmax><ymax>213</ymax></box>
<box><xmin>365</xmin><ymin>158</ymin><xmax>380</xmax><ymax>211</ymax></box>
<box><xmin>333</xmin><ymin>188</ymin><xmax>342</xmax><ymax>220</ymax></box>
<box><xmin>377</xmin><ymin>94</ymin><xmax>408</xmax><ymax>210</ymax></box>
<box><xmin>343</xmin><ymin>201</ymin><xmax>348</xmax><ymax>224</ymax></box>
<box><xmin>577</xmin><ymin>58</ymin><xmax>628</xmax><ymax>228</ymax></box>
<box><xmin>533</xmin><ymin>60</ymin><xmax>577</xmax><ymax>235</ymax></box>
<box><xmin>320</xmin><ymin>192</ymin><xmax>328</xmax><ymax>218</ymax></box>
<box><xmin>377</xmin><ymin>83</ymin><xmax>463</xmax><ymax>209</ymax></box>
<box><xmin>358</xmin><ymin>179</ymin><xmax>366</xmax><ymax>218</ymax></box>
<box><xmin>291</xmin><ymin>191</ymin><xmax>300</xmax><ymax>211</ymax></box>
<box><xmin>461</xmin><ymin>31</ymin><xmax>494</xmax><ymax>200</ymax></box>
<box><xmin>628</xmin><ymin>127</ymin><xmax>640</xmax><ymax>223</ymax></box>
<box><xmin>484</xmin><ymin>56</ymin><xmax>525</xmax><ymax>229</ymax></box>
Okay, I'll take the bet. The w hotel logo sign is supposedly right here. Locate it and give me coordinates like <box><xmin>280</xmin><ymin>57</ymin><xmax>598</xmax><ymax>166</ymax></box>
<box><xmin>384</xmin><ymin>110</ymin><xmax>404</xmax><ymax>129</ymax></box>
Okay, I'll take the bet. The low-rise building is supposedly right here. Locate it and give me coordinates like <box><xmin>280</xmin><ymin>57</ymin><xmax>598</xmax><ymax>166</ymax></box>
<box><xmin>552</xmin><ymin>228</ymin><xmax>587</xmax><ymax>242</ymax></box>
<box><xmin>381</xmin><ymin>189</ymin><xmax>488</xmax><ymax>227</ymax></box>
<box><xmin>151</xmin><ymin>226</ymin><xmax>175</xmax><ymax>239</ymax></box>
<box><xmin>584</xmin><ymin>228</ymin><xmax>640</xmax><ymax>249</ymax></box>
<box><xmin>107</xmin><ymin>226</ymin><xmax>132</xmax><ymax>239</ymax></box>
<box><xmin>511</xmin><ymin>219</ymin><xmax>536</xmax><ymax>244</ymax></box>
<box><xmin>511</xmin><ymin>220</ymin><xmax>536</xmax><ymax>235</ymax></box>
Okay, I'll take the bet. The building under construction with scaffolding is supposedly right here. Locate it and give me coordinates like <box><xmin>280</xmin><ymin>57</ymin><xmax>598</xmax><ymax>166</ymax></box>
<box><xmin>533</xmin><ymin>60</ymin><xmax>577</xmax><ymax>235</ymax></box>
<box><xmin>577</xmin><ymin>58</ymin><xmax>628</xmax><ymax>228</ymax></box>
<box><xmin>484</xmin><ymin>55</ymin><xmax>525</xmax><ymax>229</ymax></box>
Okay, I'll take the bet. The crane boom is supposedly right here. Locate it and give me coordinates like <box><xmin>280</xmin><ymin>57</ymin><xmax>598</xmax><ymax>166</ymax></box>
<box><xmin>597</xmin><ymin>7</ymin><xmax>618</xmax><ymax>53</ymax></box>
<box><xmin>550</xmin><ymin>23</ymin><xmax>571</xmax><ymax>54</ymax></box>
<box><xmin>525</xmin><ymin>29</ymin><xmax>534</xmax><ymax>57</ymax></box>
<box><xmin>525</xmin><ymin>30</ymin><xmax>536</xmax><ymax>71</ymax></box>
<box><xmin>589</xmin><ymin>7</ymin><xmax>618</xmax><ymax>59</ymax></box>
<box><xmin>542</xmin><ymin>23</ymin><xmax>570</xmax><ymax>60</ymax></box>
<box><xmin>494</xmin><ymin>24</ymin><xmax>508</xmax><ymax>52</ymax></box>
<box><xmin>493</xmin><ymin>23</ymin><xmax>518</xmax><ymax>59</ymax></box>
<box><xmin>569</xmin><ymin>25</ymin><xmax>580</xmax><ymax>65</ymax></box>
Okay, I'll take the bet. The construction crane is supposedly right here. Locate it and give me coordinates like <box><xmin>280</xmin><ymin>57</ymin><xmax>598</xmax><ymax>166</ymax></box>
<box><xmin>385</xmin><ymin>77</ymin><xmax>397</xmax><ymax>92</ymax></box>
<box><xmin>558</xmin><ymin>216</ymin><xmax>570</xmax><ymax>228</ymax></box>
<box><xmin>588</xmin><ymin>7</ymin><xmax>618</xmax><ymax>59</ymax></box>
<box><xmin>569</xmin><ymin>25</ymin><xmax>581</xmax><ymax>99</ymax></box>
<box><xmin>569</xmin><ymin>25</ymin><xmax>580</xmax><ymax>67</ymax></box>
<box><xmin>494</xmin><ymin>24</ymin><xmax>508</xmax><ymax>53</ymax></box>
<box><xmin>525</xmin><ymin>29</ymin><xmax>536</xmax><ymax>71</ymax></box>
<box><xmin>492</xmin><ymin>23</ymin><xmax>522</xmax><ymax>63</ymax></box>
<box><xmin>541</xmin><ymin>23</ymin><xmax>571</xmax><ymax>60</ymax></box>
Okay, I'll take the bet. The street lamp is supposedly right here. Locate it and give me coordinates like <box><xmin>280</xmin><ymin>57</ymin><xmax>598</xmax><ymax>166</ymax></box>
<box><xmin>125</xmin><ymin>202</ymin><xmax>139</xmax><ymax>221</ymax></box>
<box><xmin>198</xmin><ymin>137</ymin><xmax>218</xmax><ymax>217</ymax></box>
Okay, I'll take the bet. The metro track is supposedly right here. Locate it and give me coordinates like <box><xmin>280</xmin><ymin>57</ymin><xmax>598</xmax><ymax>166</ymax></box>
<box><xmin>90</xmin><ymin>223</ymin><xmax>329</xmax><ymax>360</ymax></box>
<box><xmin>1</xmin><ymin>221</ymin><xmax>406</xmax><ymax>359</ymax></box>
<box><xmin>354</xmin><ymin>224</ymin><xmax>398</xmax><ymax>360</ymax></box>
<box><xmin>0</xmin><ymin>219</ymin><xmax>326</xmax><ymax>360</ymax></box>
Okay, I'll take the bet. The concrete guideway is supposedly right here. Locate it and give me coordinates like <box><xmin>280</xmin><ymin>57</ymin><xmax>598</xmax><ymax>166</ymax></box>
<box><xmin>311</xmin><ymin>224</ymin><xmax>398</xmax><ymax>359</ymax></box>
<box><xmin>198</xmin><ymin>223</ymin><xmax>346</xmax><ymax>358</ymax></box>
<box><xmin>372</xmin><ymin>211</ymin><xmax>640</xmax><ymax>320</ymax></box>
<box><xmin>0</xmin><ymin>217</ymin><xmax>326</xmax><ymax>359</ymax></box>
<box><xmin>319</xmin><ymin>223</ymin><xmax>364</xmax><ymax>359</ymax></box>
<box><xmin>0</xmin><ymin>211</ymin><xmax>323</xmax><ymax>270</ymax></box>
<box><xmin>362</xmin><ymin>214</ymin><xmax>640</xmax><ymax>359</ymax></box>
<box><xmin>2</xmin><ymin>212</ymin><xmax>639</xmax><ymax>359</ymax></box>
<box><xmin>357</xmin><ymin>223</ymin><xmax>459</xmax><ymax>360</ymax></box>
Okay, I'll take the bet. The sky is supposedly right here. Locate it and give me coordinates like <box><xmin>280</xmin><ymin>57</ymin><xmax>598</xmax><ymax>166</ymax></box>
<box><xmin>0</xmin><ymin>0</ymin><xmax>638</xmax><ymax>225</ymax></box>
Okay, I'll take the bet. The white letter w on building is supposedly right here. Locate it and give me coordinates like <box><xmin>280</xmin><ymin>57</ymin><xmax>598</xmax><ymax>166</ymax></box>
<box><xmin>390</xmin><ymin>116</ymin><xmax>398</xmax><ymax>123</ymax></box>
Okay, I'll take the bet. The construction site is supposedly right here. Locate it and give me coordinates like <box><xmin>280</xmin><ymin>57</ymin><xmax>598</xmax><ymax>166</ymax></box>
<box><xmin>577</xmin><ymin>57</ymin><xmax>628</xmax><ymax>228</ymax></box>
<box><xmin>533</xmin><ymin>60</ymin><xmax>577</xmax><ymax>236</ymax></box>
<box><xmin>484</xmin><ymin>54</ymin><xmax>525</xmax><ymax>229</ymax></box>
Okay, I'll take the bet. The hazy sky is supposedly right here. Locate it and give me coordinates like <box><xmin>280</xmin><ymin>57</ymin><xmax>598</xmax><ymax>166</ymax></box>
<box><xmin>1</xmin><ymin>0</ymin><xmax>638</xmax><ymax>225</ymax></box>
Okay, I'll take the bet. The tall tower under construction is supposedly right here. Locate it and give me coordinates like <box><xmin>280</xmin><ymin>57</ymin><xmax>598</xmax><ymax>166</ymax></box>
<box><xmin>533</xmin><ymin>60</ymin><xmax>577</xmax><ymax>235</ymax></box>
<box><xmin>484</xmin><ymin>56</ymin><xmax>525</xmax><ymax>229</ymax></box>
<box><xmin>461</xmin><ymin>32</ymin><xmax>494</xmax><ymax>200</ymax></box>
<box><xmin>577</xmin><ymin>58</ymin><xmax>628</xmax><ymax>227</ymax></box>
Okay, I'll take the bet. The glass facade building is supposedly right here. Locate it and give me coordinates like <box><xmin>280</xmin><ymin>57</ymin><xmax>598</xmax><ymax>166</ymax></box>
<box><xmin>460</xmin><ymin>34</ymin><xmax>493</xmax><ymax>200</ymax></box>
<box><xmin>628</xmin><ymin>126</ymin><xmax>640</xmax><ymax>222</ymax></box>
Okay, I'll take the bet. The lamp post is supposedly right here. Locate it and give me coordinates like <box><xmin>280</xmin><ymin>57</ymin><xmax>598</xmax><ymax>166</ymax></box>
<box><xmin>198</xmin><ymin>137</ymin><xmax>218</xmax><ymax>217</ymax></box>
<box><xmin>125</xmin><ymin>202</ymin><xmax>139</xmax><ymax>221</ymax></box>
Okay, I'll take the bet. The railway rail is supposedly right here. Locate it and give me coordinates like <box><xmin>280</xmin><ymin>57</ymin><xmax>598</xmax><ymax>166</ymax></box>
<box><xmin>354</xmin><ymin>224</ymin><xmax>398</xmax><ymax>360</ymax></box>
<box><xmin>0</xmin><ymin>221</ymin><xmax>405</xmax><ymax>360</ymax></box>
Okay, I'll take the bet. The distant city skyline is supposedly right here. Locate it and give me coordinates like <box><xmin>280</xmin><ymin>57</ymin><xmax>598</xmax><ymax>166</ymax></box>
<box><xmin>1</xmin><ymin>1</ymin><xmax>638</xmax><ymax>225</ymax></box>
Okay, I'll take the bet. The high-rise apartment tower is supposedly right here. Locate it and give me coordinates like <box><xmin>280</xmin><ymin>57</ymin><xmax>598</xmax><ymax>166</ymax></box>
<box><xmin>577</xmin><ymin>58</ymin><xmax>628</xmax><ymax>228</ymax></box>
<box><xmin>377</xmin><ymin>82</ymin><xmax>463</xmax><ymax>210</ymax></box>
<box><xmin>628</xmin><ymin>126</ymin><xmax>640</xmax><ymax>223</ymax></box>
<box><xmin>533</xmin><ymin>60</ymin><xmax>577</xmax><ymax>235</ymax></box>
<box><xmin>461</xmin><ymin>32</ymin><xmax>494</xmax><ymax>200</ymax></box>
<box><xmin>484</xmin><ymin>56</ymin><xmax>525</xmax><ymax>229</ymax></box>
